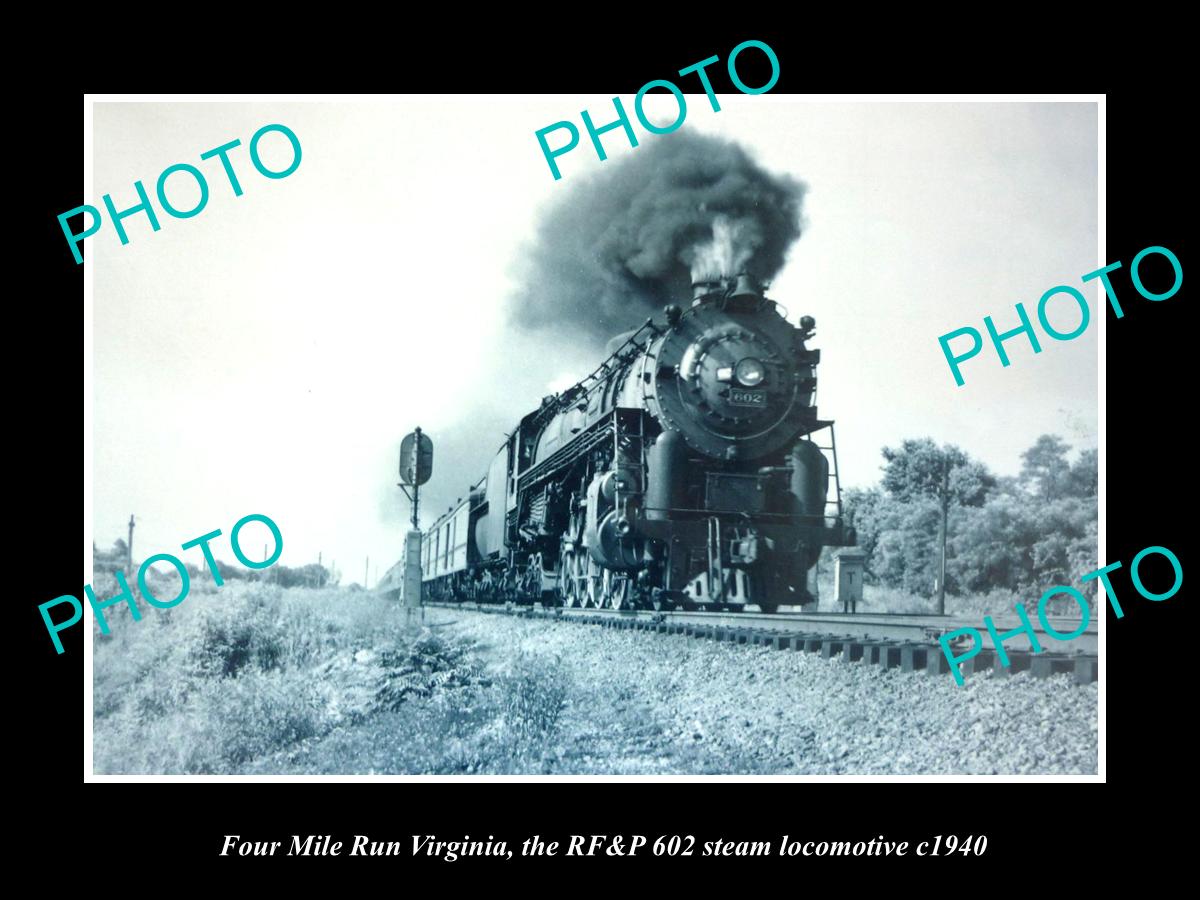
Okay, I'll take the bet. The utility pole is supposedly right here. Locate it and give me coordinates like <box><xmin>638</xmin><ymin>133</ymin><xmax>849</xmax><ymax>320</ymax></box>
<box><xmin>365</xmin><ymin>556</ymin><xmax>369</xmax><ymax>589</ymax></box>
<box><xmin>937</xmin><ymin>459</ymin><xmax>949</xmax><ymax>616</ymax></box>
<box><xmin>127</xmin><ymin>514</ymin><xmax>135</xmax><ymax>575</ymax></box>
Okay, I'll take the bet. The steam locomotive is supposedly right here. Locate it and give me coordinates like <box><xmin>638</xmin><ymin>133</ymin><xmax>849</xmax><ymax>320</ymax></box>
<box><xmin>421</xmin><ymin>274</ymin><xmax>854</xmax><ymax>612</ymax></box>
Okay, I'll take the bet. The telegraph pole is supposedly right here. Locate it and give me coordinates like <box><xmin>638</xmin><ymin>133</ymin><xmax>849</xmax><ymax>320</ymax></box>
<box><xmin>127</xmin><ymin>514</ymin><xmax>135</xmax><ymax>575</ymax></box>
<box><xmin>937</xmin><ymin>460</ymin><xmax>949</xmax><ymax>616</ymax></box>
<box><xmin>365</xmin><ymin>556</ymin><xmax>370</xmax><ymax>589</ymax></box>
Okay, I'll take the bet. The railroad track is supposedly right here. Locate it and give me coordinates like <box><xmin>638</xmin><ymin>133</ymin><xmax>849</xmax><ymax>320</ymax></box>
<box><xmin>424</xmin><ymin>601</ymin><xmax>1098</xmax><ymax>684</ymax></box>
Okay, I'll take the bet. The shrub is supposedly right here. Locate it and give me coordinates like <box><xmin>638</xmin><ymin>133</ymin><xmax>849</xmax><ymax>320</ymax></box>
<box><xmin>93</xmin><ymin>582</ymin><xmax>417</xmax><ymax>774</ymax></box>
<box><xmin>499</xmin><ymin>653</ymin><xmax>568</xmax><ymax>746</ymax></box>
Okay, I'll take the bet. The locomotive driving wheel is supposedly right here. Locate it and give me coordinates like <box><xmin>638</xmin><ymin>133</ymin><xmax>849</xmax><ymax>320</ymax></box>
<box><xmin>608</xmin><ymin>572</ymin><xmax>632</xmax><ymax>609</ymax></box>
<box><xmin>585</xmin><ymin>555</ymin><xmax>604</xmax><ymax>608</ymax></box>
<box><xmin>559</xmin><ymin>549</ymin><xmax>578</xmax><ymax>607</ymax></box>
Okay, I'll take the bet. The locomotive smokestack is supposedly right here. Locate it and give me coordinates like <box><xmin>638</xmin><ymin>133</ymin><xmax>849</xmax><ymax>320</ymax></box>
<box><xmin>692</xmin><ymin>279</ymin><xmax>723</xmax><ymax>303</ymax></box>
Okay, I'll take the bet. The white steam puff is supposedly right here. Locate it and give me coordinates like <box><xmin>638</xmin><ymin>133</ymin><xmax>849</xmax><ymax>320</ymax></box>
<box><xmin>688</xmin><ymin>215</ymin><xmax>760</xmax><ymax>282</ymax></box>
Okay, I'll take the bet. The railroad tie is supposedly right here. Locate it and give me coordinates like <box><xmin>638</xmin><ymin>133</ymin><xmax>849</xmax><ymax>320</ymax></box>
<box><xmin>994</xmin><ymin>650</ymin><xmax>1034</xmax><ymax>676</ymax></box>
<box><xmin>899</xmin><ymin>644</ymin><xmax>928</xmax><ymax>672</ymax></box>
<box><xmin>842</xmin><ymin>639</ymin><xmax>867</xmax><ymax>663</ymax></box>
<box><xmin>1073</xmin><ymin>656</ymin><xmax>1098</xmax><ymax>684</ymax></box>
<box><xmin>926</xmin><ymin>648</ymin><xmax>954</xmax><ymax>676</ymax></box>
<box><xmin>878</xmin><ymin>644</ymin><xmax>904</xmax><ymax>669</ymax></box>
<box><xmin>861</xmin><ymin>641</ymin><xmax>888</xmax><ymax>665</ymax></box>
<box><xmin>1029</xmin><ymin>653</ymin><xmax>1075</xmax><ymax>679</ymax></box>
<box><xmin>820</xmin><ymin>637</ymin><xmax>845</xmax><ymax>659</ymax></box>
<box><xmin>801</xmin><ymin>636</ymin><xmax>826</xmax><ymax>654</ymax></box>
<box><xmin>962</xmin><ymin>648</ymin><xmax>997</xmax><ymax>677</ymax></box>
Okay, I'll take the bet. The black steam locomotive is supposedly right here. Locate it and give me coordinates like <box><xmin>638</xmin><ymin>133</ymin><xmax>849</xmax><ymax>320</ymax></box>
<box><xmin>422</xmin><ymin>274</ymin><xmax>854</xmax><ymax>612</ymax></box>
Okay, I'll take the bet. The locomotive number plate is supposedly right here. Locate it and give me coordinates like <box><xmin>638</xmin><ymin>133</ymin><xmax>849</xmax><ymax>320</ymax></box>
<box><xmin>729</xmin><ymin>389</ymin><xmax>766</xmax><ymax>407</ymax></box>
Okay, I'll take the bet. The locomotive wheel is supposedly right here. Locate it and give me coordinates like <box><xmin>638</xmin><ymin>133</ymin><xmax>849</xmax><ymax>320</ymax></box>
<box><xmin>526</xmin><ymin>553</ymin><xmax>542</xmax><ymax>602</ymax></box>
<box><xmin>609</xmin><ymin>574</ymin><xmax>632</xmax><ymax>610</ymax></box>
<box><xmin>758</xmin><ymin>602</ymin><xmax>779</xmax><ymax>614</ymax></box>
<box><xmin>650</xmin><ymin>589</ymin><xmax>675</xmax><ymax>612</ymax></box>
<box><xmin>574</xmin><ymin>552</ymin><xmax>588</xmax><ymax>607</ymax></box>
<box><xmin>585</xmin><ymin>555</ymin><xmax>605</xmax><ymax>608</ymax></box>
<box><xmin>560</xmin><ymin>550</ymin><xmax>578</xmax><ymax>607</ymax></box>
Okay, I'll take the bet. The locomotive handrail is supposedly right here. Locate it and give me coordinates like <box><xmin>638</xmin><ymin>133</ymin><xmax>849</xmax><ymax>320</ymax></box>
<box><xmin>541</xmin><ymin>319</ymin><xmax>661</xmax><ymax>415</ymax></box>
<box><xmin>639</xmin><ymin>507</ymin><xmax>843</xmax><ymax>527</ymax></box>
<box><xmin>517</xmin><ymin>419</ymin><xmax>613</xmax><ymax>489</ymax></box>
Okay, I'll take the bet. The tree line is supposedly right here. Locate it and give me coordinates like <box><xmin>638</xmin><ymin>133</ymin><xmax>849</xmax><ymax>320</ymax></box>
<box><xmin>842</xmin><ymin>434</ymin><xmax>1097</xmax><ymax>604</ymax></box>
<box><xmin>92</xmin><ymin>539</ymin><xmax>339</xmax><ymax>590</ymax></box>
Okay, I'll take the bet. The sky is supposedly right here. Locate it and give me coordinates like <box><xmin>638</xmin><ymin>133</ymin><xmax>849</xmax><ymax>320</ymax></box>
<box><xmin>90</xmin><ymin>98</ymin><xmax>1098</xmax><ymax>584</ymax></box>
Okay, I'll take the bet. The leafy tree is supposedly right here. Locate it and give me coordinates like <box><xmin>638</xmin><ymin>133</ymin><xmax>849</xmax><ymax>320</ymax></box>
<box><xmin>844</xmin><ymin>434</ymin><xmax>1097</xmax><ymax>609</ymax></box>
<box><xmin>844</xmin><ymin>486</ymin><xmax>939</xmax><ymax>593</ymax></box>
<box><xmin>878</xmin><ymin>439</ymin><xmax>995</xmax><ymax>610</ymax></box>
<box><xmin>949</xmin><ymin>494</ymin><xmax>1032</xmax><ymax>595</ymax></box>
<box><xmin>843</xmin><ymin>486</ymin><xmax>884</xmax><ymax>575</ymax></box>
<box><xmin>216</xmin><ymin>560</ymin><xmax>248</xmax><ymax>583</ymax></box>
<box><xmin>881</xmin><ymin>439</ymin><xmax>995</xmax><ymax>507</ymax></box>
<box><xmin>269</xmin><ymin>564</ymin><xmax>332</xmax><ymax>589</ymax></box>
<box><xmin>1067</xmin><ymin>447</ymin><xmax>1098</xmax><ymax>498</ymax></box>
<box><xmin>1020</xmin><ymin>435</ymin><xmax>1072</xmax><ymax>501</ymax></box>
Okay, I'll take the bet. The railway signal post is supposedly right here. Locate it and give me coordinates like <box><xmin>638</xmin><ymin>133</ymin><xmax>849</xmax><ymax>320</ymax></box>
<box><xmin>398</xmin><ymin>427</ymin><xmax>433</xmax><ymax>624</ymax></box>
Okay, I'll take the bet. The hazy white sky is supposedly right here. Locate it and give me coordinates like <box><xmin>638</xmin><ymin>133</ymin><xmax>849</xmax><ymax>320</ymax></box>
<box><xmin>91</xmin><ymin>98</ymin><xmax>1097</xmax><ymax>582</ymax></box>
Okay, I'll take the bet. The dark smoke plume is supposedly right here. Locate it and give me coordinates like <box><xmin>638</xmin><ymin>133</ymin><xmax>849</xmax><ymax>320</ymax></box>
<box><xmin>511</xmin><ymin>131</ymin><xmax>806</xmax><ymax>341</ymax></box>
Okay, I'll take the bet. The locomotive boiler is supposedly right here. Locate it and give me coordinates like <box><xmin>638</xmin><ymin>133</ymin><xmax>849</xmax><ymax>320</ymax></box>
<box><xmin>421</xmin><ymin>273</ymin><xmax>855</xmax><ymax>612</ymax></box>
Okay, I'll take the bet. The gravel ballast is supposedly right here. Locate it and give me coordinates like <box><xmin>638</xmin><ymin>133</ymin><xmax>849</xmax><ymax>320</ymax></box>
<box><xmin>439</xmin><ymin>609</ymin><xmax>1098</xmax><ymax>775</ymax></box>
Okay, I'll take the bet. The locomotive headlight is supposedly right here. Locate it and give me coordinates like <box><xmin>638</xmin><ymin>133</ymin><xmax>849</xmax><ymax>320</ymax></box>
<box><xmin>735</xmin><ymin>357</ymin><xmax>766</xmax><ymax>387</ymax></box>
